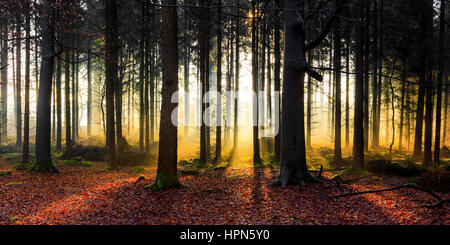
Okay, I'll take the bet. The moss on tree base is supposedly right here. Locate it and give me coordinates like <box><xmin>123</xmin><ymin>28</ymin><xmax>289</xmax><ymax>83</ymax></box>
<box><xmin>29</xmin><ymin>163</ymin><xmax>59</xmax><ymax>173</ymax></box>
<box><xmin>144</xmin><ymin>171</ymin><xmax>185</xmax><ymax>192</ymax></box>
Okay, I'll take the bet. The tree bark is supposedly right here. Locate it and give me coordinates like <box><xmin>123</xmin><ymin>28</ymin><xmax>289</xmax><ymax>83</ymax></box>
<box><xmin>104</xmin><ymin>0</ymin><xmax>118</xmax><ymax>168</ymax></box>
<box><xmin>268</xmin><ymin>0</ymin><xmax>322</xmax><ymax>187</ymax></box>
<box><xmin>15</xmin><ymin>12</ymin><xmax>22</xmax><ymax>150</ymax></box>
<box><xmin>333</xmin><ymin>0</ymin><xmax>342</xmax><ymax>166</ymax></box>
<box><xmin>434</xmin><ymin>0</ymin><xmax>446</xmax><ymax>164</ymax></box>
<box><xmin>23</xmin><ymin>1</ymin><xmax>31</xmax><ymax>163</ymax></box>
<box><xmin>353</xmin><ymin>0</ymin><xmax>365</xmax><ymax>169</ymax></box>
<box><xmin>216</xmin><ymin>0</ymin><xmax>223</xmax><ymax>162</ymax></box>
<box><xmin>31</xmin><ymin>0</ymin><xmax>58</xmax><ymax>173</ymax></box>
<box><xmin>148</xmin><ymin>0</ymin><xmax>181</xmax><ymax>191</ymax></box>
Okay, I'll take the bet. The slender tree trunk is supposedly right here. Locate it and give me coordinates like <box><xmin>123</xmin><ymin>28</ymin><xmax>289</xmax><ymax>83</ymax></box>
<box><xmin>71</xmin><ymin>51</ymin><xmax>76</xmax><ymax>143</ymax></box>
<box><xmin>273</xmin><ymin>0</ymin><xmax>281</xmax><ymax>161</ymax></box>
<box><xmin>104</xmin><ymin>0</ymin><xmax>118</xmax><ymax>168</ymax></box>
<box><xmin>23</xmin><ymin>3</ymin><xmax>31</xmax><ymax>163</ymax></box>
<box><xmin>399</xmin><ymin>67</ymin><xmax>406</xmax><ymax>151</ymax></box>
<box><xmin>16</xmin><ymin>13</ymin><xmax>23</xmax><ymax>150</ymax></box>
<box><xmin>56</xmin><ymin>53</ymin><xmax>62</xmax><ymax>151</ymax></box>
<box><xmin>215</xmin><ymin>0</ymin><xmax>223</xmax><ymax>162</ymax></box>
<box><xmin>251</xmin><ymin>0</ymin><xmax>261</xmax><ymax>164</ymax></box>
<box><xmin>64</xmin><ymin>50</ymin><xmax>71</xmax><ymax>150</ymax></box>
<box><xmin>233</xmin><ymin>0</ymin><xmax>240</xmax><ymax>151</ymax></box>
<box><xmin>87</xmin><ymin>47</ymin><xmax>92</xmax><ymax>136</ymax></box>
<box><xmin>334</xmin><ymin>0</ymin><xmax>342</xmax><ymax>166</ymax></box>
<box><xmin>353</xmin><ymin>0</ymin><xmax>365</xmax><ymax>169</ymax></box>
<box><xmin>1</xmin><ymin>20</ymin><xmax>7</xmax><ymax>145</ymax></box>
<box><xmin>139</xmin><ymin>3</ymin><xmax>145</xmax><ymax>152</ymax></box>
<box><xmin>422</xmin><ymin>0</ymin><xmax>434</xmax><ymax>165</ymax></box>
<box><xmin>363</xmin><ymin>0</ymin><xmax>370</xmax><ymax>152</ymax></box>
<box><xmin>199</xmin><ymin>0</ymin><xmax>207</xmax><ymax>164</ymax></box>
<box><xmin>31</xmin><ymin>0</ymin><xmax>58</xmax><ymax>173</ymax></box>
<box><xmin>345</xmin><ymin>15</ymin><xmax>350</xmax><ymax>149</ymax></box>
<box><xmin>144</xmin><ymin>4</ymin><xmax>150</xmax><ymax>153</ymax></box>
<box><xmin>371</xmin><ymin>0</ymin><xmax>379</xmax><ymax>148</ymax></box>
<box><xmin>434</xmin><ymin>0</ymin><xmax>446</xmax><ymax>164</ymax></box>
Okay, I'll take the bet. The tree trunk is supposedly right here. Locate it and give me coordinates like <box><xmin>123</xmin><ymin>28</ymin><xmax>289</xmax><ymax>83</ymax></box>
<box><xmin>216</xmin><ymin>0</ymin><xmax>223</xmax><ymax>162</ymax></box>
<box><xmin>23</xmin><ymin>2</ymin><xmax>31</xmax><ymax>163</ymax></box>
<box><xmin>104</xmin><ymin>0</ymin><xmax>118</xmax><ymax>168</ymax></box>
<box><xmin>434</xmin><ymin>0</ymin><xmax>446</xmax><ymax>164</ymax></box>
<box><xmin>371</xmin><ymin>0</ymin><xmax>379</xmax><ymax>148</ymax></box>
<box><xmin>56</xmin><ymin>51</ymin><xmax>62</xmax><ymax>151</ymax></box>
<box><xmin>16</xmin><ymin>13</ymin><xmax>23</xmax><ymax>150</ymax></box>
<box><xmin>139</xmin><ymin>3</ymin><xmax>145</xmax><ymax>152</ymax></box>
<box><xmin>251</xmin><ymin>0</ymin><xmax>261</xmax><ymax>164</ymax></box>
<box><xmin>363</xmin><ymin>0</ymin><xmax>370</xmax><ymax>152</ymax></box>
<box><xmin>199</xmin><ymin>0</ymin><xmax>207</xmax><ymax>164</ymax></box>
<box><xmin>422</xmin><ymin>0</ymin><xmax>434</xmax><ymax>165</ymax></box>
<box><xmin>31</xmin><ymin>0</ymin><xmax>58</xmax><ymax>173</ymax></box>
<box><xmin>87</xmin><ymin>47</ymin><xmax>92</xmax><ymax>136</ymax></box>
<box><xmin>399</xmin><ymin>67</ymin><xmax>406</xmax><ymax>151</ymax></box>
<box><xmin>333</xmin><ymin>0</ymin><xmax>342</xmax><ymax>166</ymax></box>
<box><xmin>64</xmin><ymin>50</ymin><xmax>71</xmax><ymax>150</ymax></box>
<box><xmin>148</xmin><ymin>0</ymin><xmax>181</xmax><ymax>191</ymax></box>
<box><xmin>268</xmin><ymin>0</ymin><xmax>322</xmax><ymax>187</ymax></box>
<box><xmin>1</xmin><ymin>19</ymin><xmax>7</xmax><ymax>145</ymax></box>
<box><xmin>273</xmin><ymin>0</ymin><xmax>281</xmax><ymax>161</ymax></box>
<box><xmin>233</xmin><ymin>0</ymin><xmax>240</xmax><ymax>151</ymax></box>
<box><xmin>353</xmin><ymin>0</ymin><xmax>365</xmax><ymax>169</ymax></box>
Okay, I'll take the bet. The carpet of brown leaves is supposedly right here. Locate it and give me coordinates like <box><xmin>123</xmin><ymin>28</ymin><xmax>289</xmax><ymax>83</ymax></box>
<box><xmin>0</xmin><ymin>161</ymin><xmax>448</xmax><ymax>225</ymax></box>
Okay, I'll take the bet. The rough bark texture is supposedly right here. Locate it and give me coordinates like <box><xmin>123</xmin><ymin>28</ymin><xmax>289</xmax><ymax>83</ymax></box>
<box><xmin>353</xmin><ymin>0</ymin><xmax>365</xmax><ymax>169</ymax></box>
<box><xmin>268</xmin><ymin>0</ymin><xmax>322</xmax><ymax>187</ymax></box>
<box><xmin>216</xmin><ymin>0</ymin><xmax>223</xmax><ymax>162</ymax></box>
<box><xmin>147</xmin><ymin>0</ymin><xmax>181</xmax><ymax>191</ymax></box>
<box><xmin>104</xmin><ymin>0</ymin><xmax>117</xmax><ymax>168</ymax></box>
<box><xmin>333</xmin><ymin>0</ymin><xmax>342</xmax><ymax>166</ymax></box>
<box><xmin>31</xmin><ymin>0</ymin><xmax>58</xmax><ymax>173</ymax></box>
<box><xmin>0</xmin><ymin>19</ymin><xmax>7</xmax><ymax>145</ymax></box>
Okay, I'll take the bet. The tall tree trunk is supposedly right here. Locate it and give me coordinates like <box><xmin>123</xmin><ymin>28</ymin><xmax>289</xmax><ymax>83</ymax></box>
<box><xmin>104</xmin><ymin>0</ymin><xmax>118</xmax><ymax>168</ymax></box>
<box><xmin>56</xmin><ymin>53</ymin><xmax>62</xmax><ymax>151</ymax></box>
<box><xmin>363</xmin><ymin>0</ymin><xmax>370</xmax><ymax>152</ymax></box>
<box><xmin>273</xmin><ymin>0</ymin><xmax>281</xmax><ymax>161</ymax></box>
<box><xmin>233</xmin><ymin>0</ymin><xmax>240</xmax><ymax>151</ymax></box>
<box><xmin>216</xmin><ymin>0</ymin><xmax>223</xmax><ymax>162</ymax></box>
<box><xmin>148</xmin><ymin>0</ymin><xmax>181</xmax><ymax>191</ymax></box>
<box><xmin>434</xmin><ymin>0</ymin><xmax>446</xmax><ymax>164</ymax></box>
<box><xmin>251</xmin><ymin>0</ymin><xmax>261</xmax><ymax>164</ymax></box>
<box><xmin>16</xmin><ymin>13</ymin><xmax>23</xmax><ymax>150</ymax></box>
<box><xmin>268</xmin><ymin>0</ymin><xmax>322</xmax><ymax>187</ymax></box>
<box><xmin>139</xmin><ymin>3</ymin><xmax>145</xmax><ymax>152</ymax></box>
<box><xmin>353</xmin><ymin>0</ymin><xmax>365</xmax><ymax>169</ymax></box>
<box><xmin>1</xmin><ymin>20</ymin><xmax>7</xmax><ymax>145</ymax></box>
<box><xmin>87</xmin><ymin>47</ymin><xmax>92</xmax><ymax>136</ymax></box>
<box><xmin>144</xmin><ymin>4</ymin><xmax>150</xmax><ymax>154</ymax></box>
<box><xmin>345</xmin><ymin>16</ymin><xmax>350</xmax><ymax>149</ymax></box>
<box><xmin>64</xmin><ymin>50</ymin><xmax>71</xmax><ymax>150</ymax></box>
<box><xmin>422</xmin><ymin>0</ymin><xmax>434</xmax><ymax>166</ymax></box>
<box><xmin>31</xmin><ymin>0</ymin><xmax>58</xmax><ymax>173</ymax></box>
<box><xmin>399</xmin><ymin>67</ymin><xmax>406</xmax><ymax>151</ymax></box>
<box><xmin>333</xmin><ymin>0</ymin><xmax>342</xmax><ymax>166</ymax></box>
<box><xmin>199</xmin><ymin>0</ymin><xmax>207</xmax><ymax>164</ymax></box>
<box><xmin>23</xmin><ymin>2</ymin><xmax>31</xmax><ymax>163</ymax></box>
<box><xmin>71</xmin><ymin>51</ymin><xmax>76</xmax><ymax>143</ymax></box>
<box><xmin>371</xmin><ymin>0</ymin><xmax>379</xmax><ymax>148</ymax></box>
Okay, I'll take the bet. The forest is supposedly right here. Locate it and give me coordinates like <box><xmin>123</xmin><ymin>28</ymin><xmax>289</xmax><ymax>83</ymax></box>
<box><xmin>0</xmin><ymin>0</ymin><xmax>449</xmax><ymax>226</ymax></box>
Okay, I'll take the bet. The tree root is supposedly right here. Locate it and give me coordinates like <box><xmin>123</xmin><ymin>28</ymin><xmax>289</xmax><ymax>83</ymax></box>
<box><xmin>330</xmin><ymin>184</ymin><xmax>449</xmax><ymax>209</ymax></box>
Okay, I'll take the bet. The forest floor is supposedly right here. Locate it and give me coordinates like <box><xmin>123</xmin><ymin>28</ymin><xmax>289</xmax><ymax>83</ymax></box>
<box><xmin>0</xmin><ymin>152</ymin><xmax>448</xmax><ymax>225</ymax></box>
